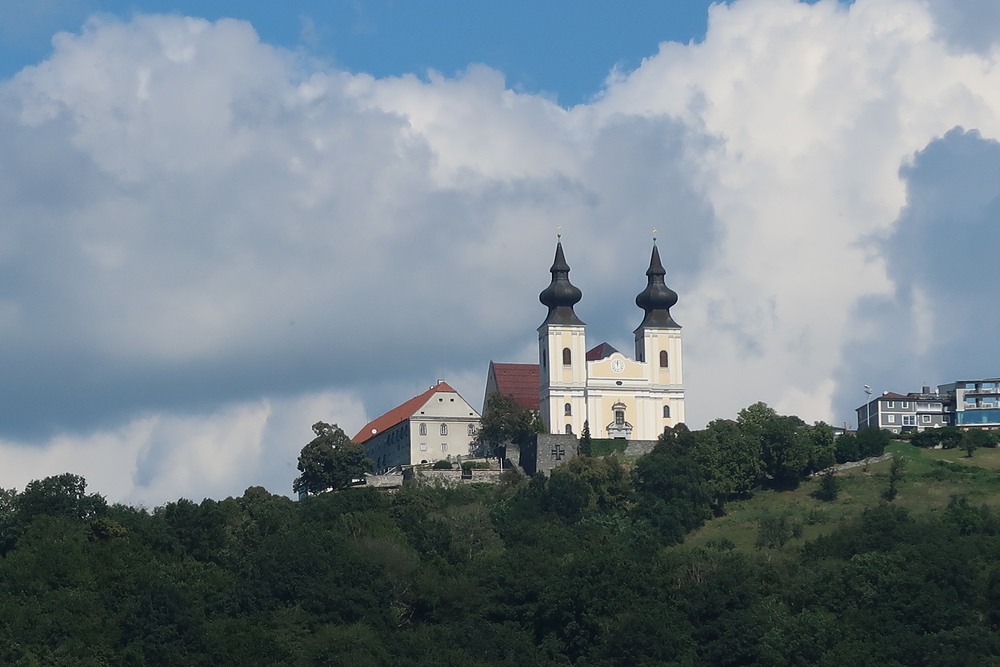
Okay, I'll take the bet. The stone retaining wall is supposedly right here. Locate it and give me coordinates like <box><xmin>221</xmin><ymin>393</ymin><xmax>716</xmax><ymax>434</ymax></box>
<box><xmin>623</xmin><ymin>440</ymin><xmax>657</xmax><ymax>457</ymax></box>
<box><xmin>812</xmin><ymin>452</ymin><xmax>893</xmax><ymax>475</ymax></box>
<box><xmin>405</xmin><ymin>468</ymin><xmax>507</xmax><ymax>486</ymax></box>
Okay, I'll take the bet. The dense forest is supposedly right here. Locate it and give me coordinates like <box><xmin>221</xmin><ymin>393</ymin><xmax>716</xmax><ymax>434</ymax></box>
<box><xmin>2</xmin><ymin>404</ymin><xmax>1000</xmax><ymax>665</ymax></box>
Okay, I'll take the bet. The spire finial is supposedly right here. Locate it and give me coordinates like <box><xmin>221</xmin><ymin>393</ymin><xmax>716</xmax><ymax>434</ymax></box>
<box><xmin>652</xmin><ymin>227</ymin><xmax>657</xmax><ymax>244</ymax></box>
<box><xmin>557</xmin><ymin>225</ymin><xmax>562</xmax><ymax>241</ymax></box>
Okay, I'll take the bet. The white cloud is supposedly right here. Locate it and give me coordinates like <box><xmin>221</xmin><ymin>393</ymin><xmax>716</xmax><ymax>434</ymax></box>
<box><xmin>1</xmin><ymin>1</ymin><xmax>1000</xmax><ymax>499</ymax></box>
<box><xmin>0</xmin><ymin>390</ymin><xmax>366</xmax><ymax>505</ymax></box>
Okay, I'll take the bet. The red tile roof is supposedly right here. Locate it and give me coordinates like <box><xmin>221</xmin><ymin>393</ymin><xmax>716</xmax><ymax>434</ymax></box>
<box><xmin>586</xmin><ymin>342</ymin><xmax>619</xmax><ymax>361</ymax></box>
<box><xmin>352</xmin><ymin>381</ymin><xmax>457</xmax><ymax>444</ymax></box>
<box><xmin>489</xmin><ymin>362</ymin><xmax>539</xmax><ymax>411</ymax></box>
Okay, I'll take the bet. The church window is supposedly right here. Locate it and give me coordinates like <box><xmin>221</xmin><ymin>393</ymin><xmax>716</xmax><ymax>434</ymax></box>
<box><xmin>542</xmin><ymin>349</ymin><xmax>547</xmax><ymax>368</ymax></box>
<box><xmin>564</xmin><ymin>403</ymin><xmax>572</xmax><ymax>416</ymax></box>
<box><xmin>468</xmin><ymin>424</ymin><xmax>475</xmax><ymax>436</ymax></box>
<box><xmin>663</xmin><ymin>405</ymin><xmax>670</xmax><ymax>418</ymax></box>
<box><xmin>563</xmin><ymin>347</ymin><xmax>572</xmax><ymax>366</ymax></box>
<box><xmin>615</xmin><ymin>409</ymin><xmax>625</xmax><ymax>426</ymax></box>
<box><xmin>440</xmin><ymin>424</ymin><xmax>448</xmax><ymax>436</ymax></box>
<box><xmin>565</xmin><ymin>424</ymin><xmax>573</xmax><ymax>435</ymax></box>
<box><xmin>660</xmin><ymin>350</ymin><xmax>668</xmax><ymax>368</ymax></box>
<box><xmin>419</xmin><ymin>423</ymin><xmax>427</xmax><ymax>436</ymax></box>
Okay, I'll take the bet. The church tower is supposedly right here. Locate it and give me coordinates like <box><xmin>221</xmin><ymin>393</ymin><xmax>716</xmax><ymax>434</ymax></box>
<box><xmin>538</xmin><ymin>240</ymin><xmax>587</xmax><ymax>436</ymax></box>
<box><xmin>633</xmin><ymin>242</ymin><xmax>685</xmax><ymax>427</ymax></box>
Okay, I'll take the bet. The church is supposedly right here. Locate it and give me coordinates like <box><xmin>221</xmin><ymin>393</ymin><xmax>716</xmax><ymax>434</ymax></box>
<box><xmin>489</xmin><ymin>238</ymin><xmax>685</xmax><ymax>442</ymax></box>
<box><xmin>353</xmin><ymin>238</ymin><xmax>687</xmax><ymax>473</ymax></box>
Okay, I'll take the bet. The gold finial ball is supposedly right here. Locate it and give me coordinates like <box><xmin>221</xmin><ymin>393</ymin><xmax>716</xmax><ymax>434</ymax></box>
<box><xmin>557</xmin><ymin>225</ymin><xmax>562</xmax><ymax>240</ymax></box>
<box><xmin>652</xmin><ymin>227</ymin><xmax>658</xmax><ymax>243</ymax></box>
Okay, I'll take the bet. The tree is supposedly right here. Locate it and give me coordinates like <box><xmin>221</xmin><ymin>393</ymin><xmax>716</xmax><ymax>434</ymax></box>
<box><xmin>578</xmin><ymin>420</ymin><xmax>593</xmax><ymax>457</ymax></box>
<box><xmin>477</xmin><ymin>393</ymin><xmax>540</xmax><ymax>454</ymax></box>
<box><xmin>656</xmin><ymin>423</ymin><xmax>697</xmax><ymax>457</ymax></box>
<box><xmin>738</xmin><ymin>403</ymin><xmax>810</xmax><ymax>489</ymax></box>
<box><xmin>835</xmin><ymin>432</ymin><xmax>860</xmax><ymax>463</ymax></box>
<box><xmin>884</xmin><ymin>453</ymin><xmax>906</xmax><ymax>501</ymax></box>
<box><xmin>632</xmin><ymin>448</ymin><xmax>713</xmax><ymax>544</ymax></box>
<box><xmin>857</xmin><ymin>427</ymin><xmax>891</xmax><ymax>458</ymax></box>
<box><xmin>690</xmin><ymin>419</ymin><xmax>762</xmax><ymax>500</ymax></box>
<box><xmin>755</xmin><ymin>513</ymin><xmax>798</xmax><ymax>550</ymax></box>
<box><xmin>293</xmin><ymin>422</ymin><xmax>372</xmax><ymax>495</ymax></box>
<box><xmin>807</xmin><ymin>422</ymin><xmax>837</xmax><ymax>472</ymax></box>
<box><xmin>17</xmin><ymin>473</ymin><xmax>107</xmax><ymax>523</ymax></box>
<box><xmin>960</xmin><ymin>429</ymin><xmax>991</xmax><ymax>458</ymax></box>
<box><xmin>812</xmin><ymin>471</ymin><xmax>839</xmax><ymax>502</ymax></box>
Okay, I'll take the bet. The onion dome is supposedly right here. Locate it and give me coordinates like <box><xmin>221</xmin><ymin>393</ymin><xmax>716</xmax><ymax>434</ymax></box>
<box><xmin>634</xmin><ymin>244</ymin><xmax>680</xmax><ymax>329</ymax></box>
<box><xmin>539</xmin><ymin>241</ymin><xmax>585</xmax><ymax>326</ymax></box>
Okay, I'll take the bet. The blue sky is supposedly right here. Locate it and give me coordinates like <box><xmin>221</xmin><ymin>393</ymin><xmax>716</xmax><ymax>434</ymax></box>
<box><xmin>0</xmin><ymin>0</ymin><xmax>999</xmax><ymax>503</ymax></box>
<box><xmin>0</xmin><ymin>1</ymin><xmax>727</xmax><ymax>106</ymax></box>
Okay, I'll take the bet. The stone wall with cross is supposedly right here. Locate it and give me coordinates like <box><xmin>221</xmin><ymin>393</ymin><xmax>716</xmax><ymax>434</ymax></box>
<box><xmin>525</xmin><ymin>434</ymin><xmax>579</xmax><ymax>476</ymax></box>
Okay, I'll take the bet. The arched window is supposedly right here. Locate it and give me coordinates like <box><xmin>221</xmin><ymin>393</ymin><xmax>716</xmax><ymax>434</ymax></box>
<box><xmin>419</xmin><ymin>423</ymin><xmax>427</xmax><ymax>436</ymax></box>
<box><xmin>564</xmin><ymin>403</ymin><xmax>572</xmax><ymax>416</ymax></box>
<box><xmin>467</xmin><ymin>424</ymin><xmax>475</xmax><ymax>436</ymax></box>
<box><xmin>562</xmin><ymin>347</ymin><xmax>572</xmax><ymax>366</ymax></box>
<box><xmin>565</xmin><ymin>424</ymin><xmax>573</xmax><ymax>435</ymax></box>
<box><xmin>663</xmin><ymin>405</ymin><xmax>670</xmax><ymax>418</ymax></box>
<box><xmin>659</xmin><ymin>350</ymin><xmax>669</xmax><ymax>368</ymax></box>
<box><xmin>440</xmin><ymin>424</ymin><xmax>448</xmax><ymax>436</ymax></box>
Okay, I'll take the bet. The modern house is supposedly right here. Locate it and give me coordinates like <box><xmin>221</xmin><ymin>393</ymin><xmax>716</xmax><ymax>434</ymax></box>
<box><xmin>352</xmin><ymin>380</ymin><xmax>480</xmax><ymax>472</ymax></box>
<box><xmin>856</xmin><ymin>379</ymin><xmax>1000</xmax><ymax>433</ymax></box>
<box><xmin>938</xmin><ymin>379</ymin><xmax>1000</xmax><ymax>429</ymax></box>
<box><xmin>856</xmin><ymin>389</ymin><xmax>948</xmax><ymax>434</ymax></box>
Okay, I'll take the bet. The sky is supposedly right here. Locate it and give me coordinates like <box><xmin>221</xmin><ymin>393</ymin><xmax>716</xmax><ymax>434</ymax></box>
<box><xmin>1</xmin><ymin>0</ymin><xmax>1000</xmax><ymax>504</ymax></box>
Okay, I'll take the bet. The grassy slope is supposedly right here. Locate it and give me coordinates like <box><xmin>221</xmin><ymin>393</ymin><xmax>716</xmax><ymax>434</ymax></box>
<box><xmin>682</xmin><ymin>442</ymin><xmax>1000</xmax><ymax>552</ymax></box>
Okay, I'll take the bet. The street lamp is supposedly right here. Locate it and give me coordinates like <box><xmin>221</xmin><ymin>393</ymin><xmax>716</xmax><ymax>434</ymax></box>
<box><xmin>863</xmin><ymin>385</ymin><xmax>873</xmax><ymax>429</ymax></box>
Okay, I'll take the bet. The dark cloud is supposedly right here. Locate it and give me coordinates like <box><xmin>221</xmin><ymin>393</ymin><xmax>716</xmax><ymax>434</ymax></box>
<box><xmin>926</xmin><ymin>0</ymin><xmax>1000</xmax><ymax>54</ymax></box>
<box><xmin>834</xmin><ymin>127</ymin><xmax>1000</xmax><ymax>422</ymax></box>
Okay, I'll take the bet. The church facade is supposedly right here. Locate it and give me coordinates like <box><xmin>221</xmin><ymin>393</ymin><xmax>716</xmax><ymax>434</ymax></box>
<box><xmin>536</xmin><ymin>240</ymin><xmax>685</xmax><ymax>441</ymax></box>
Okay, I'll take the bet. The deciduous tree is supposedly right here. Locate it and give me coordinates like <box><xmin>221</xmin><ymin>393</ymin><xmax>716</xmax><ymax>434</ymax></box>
<box><xmin>293</xmin><ymin>422</ymin><xmax>372</xmax><ymax>495</ymax></box>
<box><xmin>477</xmin><ymin>393</ymin><xmax>540</xmax><ymax>453</ymax></box>
<box><xmin>691</xmin><ymin>419</ymin><xmax>762</xmax><ymax>500</ymax></box>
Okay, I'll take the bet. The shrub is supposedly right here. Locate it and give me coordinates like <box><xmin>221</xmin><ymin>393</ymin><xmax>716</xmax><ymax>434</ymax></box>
<box><xmin>431</xmin><ymin>460</ymin><xmax>453</xmax><ymax>470</ymax></box>
<box><xmin>755</xmin><ymin>513</ymin><xmax>798</xmax><ymax>550</ymax></box>
<box><xmin>812</xmin><ymin>472</ymin><xmax>839</xmax><ymax>502</ymax></box>
<box><xmin>805</xmin><ymin>508</ymin><xmax>830</xmax><ymax>525</ymax></box>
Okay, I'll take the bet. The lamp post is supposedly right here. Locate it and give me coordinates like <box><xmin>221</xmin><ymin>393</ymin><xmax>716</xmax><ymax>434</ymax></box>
<box><xmin>863</xmin><ymin>385</ymin><xmax>873</xmax><ymax>429</ymax></box>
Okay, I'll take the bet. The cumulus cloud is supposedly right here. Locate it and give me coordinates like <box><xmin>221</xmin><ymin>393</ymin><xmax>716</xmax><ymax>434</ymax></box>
<box><xmin>0</xmin><ymin>390</ymin><xmax>366</xmax><ymax>504</ymax></box>
<box><xmin>1</xmin><ymin>0</ymin><xmax>1000</xmax><ymax>501</ymax></box>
